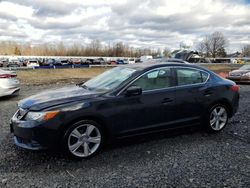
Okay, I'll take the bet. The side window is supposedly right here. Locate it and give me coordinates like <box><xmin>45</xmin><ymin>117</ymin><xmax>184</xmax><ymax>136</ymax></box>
<box><xmin>176</xmin><ymin>68</ymin><xmax>208</xmax><ymax>86</ymax></box>
<box><xmin>133</xmin><ymin>68</ymin><xmax>172</xmax><ymax>91</ymax></box>
<box><xmin>201</xmin><ymin>72</ymin><xmax>209</xmax><ymax>82</ymax></box>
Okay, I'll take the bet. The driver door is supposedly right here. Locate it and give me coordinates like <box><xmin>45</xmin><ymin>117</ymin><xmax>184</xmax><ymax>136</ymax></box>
<box><xmin>117</xmin><ymin>67</ymin><xmax>176</xmax><ymax>137</ymax></box>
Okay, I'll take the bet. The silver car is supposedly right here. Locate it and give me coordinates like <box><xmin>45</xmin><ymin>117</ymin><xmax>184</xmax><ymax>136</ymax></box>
<box><xmin>227</xmin><ymin>65</ymin><xmax>250</xmax><ymax>83</ymax></box>
<box><xmin>0</xmin><ymin>69</ymin><xmax>20</xmax><ymax>97</ymax></box>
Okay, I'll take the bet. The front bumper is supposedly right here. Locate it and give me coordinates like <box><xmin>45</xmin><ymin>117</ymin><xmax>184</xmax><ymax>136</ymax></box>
<box><xmin>10</xmin><ymin>110</ymin><xmax>63</xmax><ymax>150</ymax></box>
<box><xmin>13</xmin><ymin>136</ymin><xmax>45</xmax><ymax>150</ymax></box>
<box><xmin>0</xmin><ymin>87</ymin><xmax>20</xmax><ymax>97</ymax></box>
<box><xmin>226</xmin><ymin>76</ymin><xmax>250</xmax><ymax>83</ymax></box>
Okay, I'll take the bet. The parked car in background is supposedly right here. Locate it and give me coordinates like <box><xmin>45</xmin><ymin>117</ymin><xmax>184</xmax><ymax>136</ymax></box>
<box><xmin>135</xmin><ymin>58</ymin><xmax>141</xmax><ymax>63</ymax></box>
<box><xmin>93</xmin><ymin>58</ymin><xmax>106</xmax><ymax>65</ymax></box>
<box><xmin>188</xmin><ymin>57</ymin><xmax>212</xmax><ymax>64</ymax></box>
<box><xmin>108</xmin><ymin>60</ymin><xmax>117</xmax><ymax>65</ymax></box>
<box><xmin>42</xmin><ymin>59</ymin><xmax>62</xmax><ymax>66</ymax></box>
<box><xmin>116</xmin><ymin>59</ymin><xmax>125</xmax><ymax>64</ymax></box>
<box><xmin>140</xmin><ymin>55</ymin><xmax>153</xmax><ymax>62</ymax></box>
<box><xmin>10</xmin><ymin>63</ymin><xmax>239</xmax><ymax>159</ymax></box>
<box><xmin>53</xmin><ymin>60</ymin><xmax>63</xmax><ymax>66</ymax></box>
<box><xmin>22</xmin><ymin>59</ymin><xmax>29</xmax><ymax>66</ymax></box>
<box><xmin>227</xmin><ymin>65</ymin><xmax>250</xmax><ymax>83</ymax></box>
<box><xmin>27</xmin><ymin>60</ymin><xmax>40</xmax><ymax>68</ymax></box>
<box><xmin>124</xmin><ymin>58</ymin><xmax>136</xmax><ymax>64</ymax></box>
<box><xmin>0</xmin><ymin>69</ymin><xmax>20</xmax><ymax>97</ymax></box>
<box><xmin>60</xmin><ymin>59</ymin><xmax>72</xmax><ymax>66</ymax></box>
<box><xmin>43</xmin><ymin>59</ymin><xmax>55</xmax><ymax>66</ymax></box>
<box><xmin>71</xmin><ymin>58</ymin><xmax>82</xmax><ymax>65</ymax></box>
<box><xmin>85</xmin><ymin>59</ymin><xmax>94</xmax><ymax>65</ymax></box>
<box><xmin>0</xmin><ymin>59</ymin><xmax>8</xmax><ymax>67</ymax></box>
<box><xmin>7</xmin><ymin>59</ymin><xmax>22</xmax><ymax>67</ymax></box>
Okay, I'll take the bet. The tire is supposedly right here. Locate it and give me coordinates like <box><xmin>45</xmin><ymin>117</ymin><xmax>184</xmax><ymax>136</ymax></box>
<box><xmin>62</xmin><ymin>120</ymin><xmax>104</xmax><ymax>159</ymax></box>
<box><xmin>206</xmin><ymin>104</ymin><xmax>229</xmax><ymax>133</ymax></box>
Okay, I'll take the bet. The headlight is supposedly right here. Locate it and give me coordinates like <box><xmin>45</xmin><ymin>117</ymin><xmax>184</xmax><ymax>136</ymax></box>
<box><xmin>242</xmin><ymin>72</ymin><xmax>250</xmax><ymax>77</ymax></box>
<box><xmin>60</xmin><ymin>103</ymin><xmax>89</xmax><ymax>111</ymax></box>
<box><xmin>25</xmin><ymin>111</ymin><xmax>59</xmax><ymax>121</ymax></box>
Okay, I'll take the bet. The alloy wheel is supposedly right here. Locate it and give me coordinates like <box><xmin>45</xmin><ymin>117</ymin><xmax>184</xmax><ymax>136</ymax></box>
<box><xmin>67</xmin><ymin>124</ymin><xmax>101</xmax><ymax>158</ymax></box>
<box><xmin>209</xmin><ymin>106</ymin><xmax>228</xmax><ymax>131</ymax></box>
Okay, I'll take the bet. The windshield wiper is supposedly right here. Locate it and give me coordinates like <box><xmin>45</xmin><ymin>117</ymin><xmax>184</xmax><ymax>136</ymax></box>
<box><xmin>76</xmin><ymin>82</ymin><xmax>89</xmax><ymax>90</ymax></box>
<box><xmin>76</xmin><ymin>81</ymin><xmax>84</xmax><ymax>86</ymax></box>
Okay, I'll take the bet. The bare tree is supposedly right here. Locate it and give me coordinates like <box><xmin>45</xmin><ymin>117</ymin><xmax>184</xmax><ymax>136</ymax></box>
<box><xmin>88</xmin><ymin>39</ymin><xmax>102</xmax><ymax>56</ymax></box>
<box><xmin>14</xmin><ymin>46</ymin><xmax>21</xmax><ymax>55</ymax></box>
<box><xmin>209</xmin><ymin>32</ymin><xmax>228</xmax><ymax>57</ymax></box>
<box><xmin>196</xmin><ymin>41</ymin><xmax>206</xmax><ymax>56</ymax></box>
<box><xmin>242</xmin><ymin>44</ymin><xmax>250</xmax><ymax>57</ymax></box>
<box><xmin>197</xmin><ymin>32</ymin><xmax>228</xmax><ymax>58</ymax></box>
<box><xmin>163</xmin><ymin>47</ymin><xmax>171</xmax><ymax>57</ymax></box>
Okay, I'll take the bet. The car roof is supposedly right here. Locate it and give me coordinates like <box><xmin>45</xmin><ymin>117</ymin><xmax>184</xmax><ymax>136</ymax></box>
<box><xmin>150</xmin><ymin>58</ymin><xmax>189</xmax><ymax>64</ymax></box>
<box><xmin>122</xmin><ymin>62</ymin><xmax>207</xmax><ymax>72</ymax></box>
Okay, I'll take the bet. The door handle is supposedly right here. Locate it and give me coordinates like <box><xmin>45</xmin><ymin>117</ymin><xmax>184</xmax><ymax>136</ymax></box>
<box><xmin>161</xmin><ymin>98</ymin><xmax>173</xmax><ymax>104</ymax></box>
<box><xmin>204</xmin><ymin>90</ymin><xmax>213</xmax><ymax>97</ymax></box>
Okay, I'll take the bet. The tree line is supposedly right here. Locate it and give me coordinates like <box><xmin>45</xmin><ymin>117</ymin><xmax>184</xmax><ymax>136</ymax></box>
<box><xmin>0</xmin><ymin>40</ymin><xmax>168</xmax><ymax>57</ymax></box>
<box><xmin>0</xmin><ymin>32</ymin><xmax>249</xmax><ymax>58</ymax></box>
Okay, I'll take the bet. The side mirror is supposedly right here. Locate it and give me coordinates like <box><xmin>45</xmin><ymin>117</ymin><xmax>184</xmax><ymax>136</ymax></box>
<box><xmin>125</xmin><ymin>86</ymin><xmax>142</xmax><ymax>96</ymax></box>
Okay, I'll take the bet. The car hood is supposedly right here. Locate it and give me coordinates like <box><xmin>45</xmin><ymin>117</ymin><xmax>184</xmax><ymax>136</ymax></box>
<box><xmin>18</xmin><ymin>86</ymin><xmax>103</xmax><ymax>111</ymax></box>
<box><xmin>230</xmin><ymin>70</ymin><xmax>250</xmax><ymax>74</ymax></box>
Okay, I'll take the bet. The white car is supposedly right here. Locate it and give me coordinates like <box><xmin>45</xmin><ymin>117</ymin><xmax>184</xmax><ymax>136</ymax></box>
<box><xmin>124</xmin><ymin>58</ymin><xmax>136</xmax><ymax>64</ymax></box>
<box><xmin>27</xmin><ymin>60</ymin><xmax>40</xmax><ymax>68</ymax></box>
<box><xmin>140</xmin><ymin>55</ymin><xmax>153</xmax><ymax>62</ymax></box>
<box><xmin>128</xmin><ymin>58</ymin><xmax>136</xmax><ymax>64</ymax></box>
<box><xmin>0</xmin><ymin>69</ymin><xmax>20</xmax><ymax>97</ymax></box>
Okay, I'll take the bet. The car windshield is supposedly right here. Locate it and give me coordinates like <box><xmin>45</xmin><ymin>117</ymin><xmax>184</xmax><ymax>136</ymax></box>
<box><xmin>239</xmin><ymin>65</ymin><xmax>250</xmax><ymax>70</ymax></box>
<box><xmin>82</xmin><ymin>67</ymin><xmax>137</xmax><ymax>91</ymax></box>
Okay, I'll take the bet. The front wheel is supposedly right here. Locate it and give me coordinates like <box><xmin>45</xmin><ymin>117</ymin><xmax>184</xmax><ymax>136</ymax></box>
<box><xmin>62</xmin><ymin>120</ymin><xmax>104</xmax><ymax>159</ymax></box>
<box><xmin>206</xmin><ymin>104</ymin><xmax>229</xmax><ymax>132</ymax></box>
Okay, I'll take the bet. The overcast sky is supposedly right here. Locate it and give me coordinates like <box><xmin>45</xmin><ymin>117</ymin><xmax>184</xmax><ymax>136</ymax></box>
<box><xmin>0</xmin><ymin>0</ymin><xmax>249</xmax><ymax>52</ymax></box>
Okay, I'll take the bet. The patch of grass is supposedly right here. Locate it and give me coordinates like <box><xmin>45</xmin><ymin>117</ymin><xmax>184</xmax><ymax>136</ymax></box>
<box><xmin>16</xmin><ymin>64</ymin><xmax>245</xmax><ymax>85</ymax></box>
<box><xmin>17</xmin><ymin>67</ymin><xmax>110</xmax><ymax>85</ymax></box>
<box><xmin>201</xmin><ymin>64</ymin><xmax>242</xmax><ymax>72</ymax></box>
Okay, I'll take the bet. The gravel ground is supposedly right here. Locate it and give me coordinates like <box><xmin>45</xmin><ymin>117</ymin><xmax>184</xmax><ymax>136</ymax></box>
<box><xmin>0</xmin><ymin>83</ymin><xmax>249</xmax><ymax>188</ymax></box>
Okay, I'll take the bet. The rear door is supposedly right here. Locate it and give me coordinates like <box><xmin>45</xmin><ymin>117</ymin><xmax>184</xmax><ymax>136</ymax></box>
<box><xmin>173</xmin><ymin>67</ymin><xmax>210</xmax><ymax>124</ymax></box>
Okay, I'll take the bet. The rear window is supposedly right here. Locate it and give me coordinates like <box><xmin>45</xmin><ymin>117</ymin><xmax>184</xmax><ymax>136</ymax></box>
<box><xmin>176</xmin><ymin>68</ymin><xmax>209</xmax><ymax>86</ymax></box>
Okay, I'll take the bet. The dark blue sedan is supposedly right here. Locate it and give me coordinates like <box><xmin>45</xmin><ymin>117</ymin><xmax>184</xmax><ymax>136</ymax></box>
<box><xmin>10</xmin><ymin>63</ymin><xmax>239</xmax><ymax>159</ymax></box>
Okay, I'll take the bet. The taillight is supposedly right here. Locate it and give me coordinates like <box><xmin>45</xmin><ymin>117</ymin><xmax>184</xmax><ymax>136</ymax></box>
<box><xmin>231</xmin><ymin>85</ymin><xmax>239</xmax><ymax>92</ymax></box>
<box><xmin>0</xmin><ymin>74</ymin><xmax>16</xmax><ymax>78</ymax></box>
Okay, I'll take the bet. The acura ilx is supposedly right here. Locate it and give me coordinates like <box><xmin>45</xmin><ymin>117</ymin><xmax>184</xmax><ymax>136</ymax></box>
<box><xmin>10</xmin><ymin>63</ymin><xmax>239</xmax><ymax>159</ymax></box>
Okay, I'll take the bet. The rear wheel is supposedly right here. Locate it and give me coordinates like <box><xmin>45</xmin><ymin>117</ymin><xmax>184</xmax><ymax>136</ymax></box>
<box><xmin>206</xmin><ymin>104</ymin><xmax>228</xmax><ymax>132</ymax></box>
<box><xmin>63</xmin><ymin>120</ymin><xmax>104</xmax><ymax>159</ymax></box>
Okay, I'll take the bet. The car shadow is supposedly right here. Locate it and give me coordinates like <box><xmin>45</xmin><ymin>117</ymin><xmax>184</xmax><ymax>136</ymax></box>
<box><xmin>107</xmin><ymin>125</ymin><xmax>204</xmax><ymax>150</ymax></box>
<box><xmin>0</xmin><ymin>95</ymin><xmax>19</xmax><ymax>101</ymax></box>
